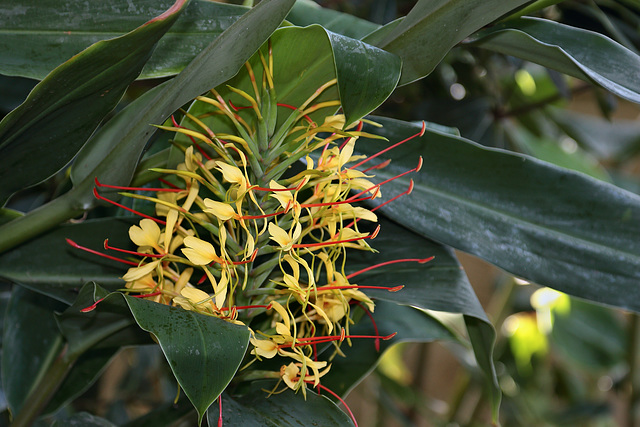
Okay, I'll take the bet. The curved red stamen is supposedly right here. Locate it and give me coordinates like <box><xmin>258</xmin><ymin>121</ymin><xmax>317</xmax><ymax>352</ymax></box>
<box><xmin>66</xmin><ymin>238</ymin><xmax>138</xmax><ymax>266</ymax></box>
<box><xmin>103</xmin><ymin>239</ymin><xmax>165</xmax><ymax>258</ymax></box>
<box><xmin>93</xmin><ymin>188</ymin><xmax>166</xmax><ymax>225</ymax></box>
<box><xmin>348</xmin><ymin>121</ymin><xmax>425</xmax><ymax>170</ymax></box>
<box><xmin>319</xmin><ymin>284</ymin><xmax>404</xmax><ymax>292</ymax></box>
<box><xmin>158</xmin><ymin>178</ymin><xmax>181</xmax><ymax>189</ymax></box>
<box><xmin>291</xmin><ymin>225</ymin><xmax>380</xmax><ymax>249</ymax></box>
<box><xmin>353</xmin><ymin>300</ymin><xmax>382</xmax><ymax>352</ymax></box>
<box><xmin>80</xmin><ymin>297</ymin><xmax>105</xmax><ymax>313</ymax></box>
<box><xmin>306</xmin><ymin>382</ymin><xmax>358</xmax><ymax>427</ymax></box>
<box><xmin>345</xmin><ymin>256</ymin><xmax>434</xmax><ymax>280</ymax></box>
<box><xmin>277</xmin><ymin>103</ymin><xmax>313</xmax><ymax>123</ymax></box>
<box><xmin>346</xmin><ymin>157</ymin><xmax>422</xmax><ymax>202</ymax></box>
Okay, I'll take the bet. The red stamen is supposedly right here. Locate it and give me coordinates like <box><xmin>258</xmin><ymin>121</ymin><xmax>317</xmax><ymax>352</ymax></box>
<box><xmin>291</xmin><ymin>225</ymin><xmax>380</xmax><ymax>249</ymax></box>
<box><xmin>346</xmin><ymin>157</ymin><xmax>422</xmax><ymax>202</ymax></box>
<box><xmin>345</xmin><ymin>256</ymin><xmax>434</xmax><ymax>280</ymax></box>
<box><xmin>94</xmin><ymin>177</ymin><xmax>182</xmax><ymax>193</ymax></box>
<box><xmin>284</xmin><ymin>332</ymin><xmax>395</xmax><ymax>347</ymax></box>
<box><xmin>219</xmin><ymin>303</ymin><xmax>271</xmax><ymax>312</ymax></box>
<box><xmin>103</xmin><ymin>239</ymin><xmax>165</xmax><ymax>258</ymax></box>
<box><xmin>361</xmin><ymin>158</ymin><xmax>391</xmax><ymax>174</ymax></box>
<box><xmin>227</xmin><ymin>249</ymin><xmax>258</xmax><ymax>265</ymax></box>
<box><xmin>353</xmin><ymin>301</ymin><xmax>381</xmax><ymax>352</ymax></box>
<box><xmin>158</xmin><ymin>178</ymin><xmax>181</xmax><ymax>189</ymax></box>
<box><xmin>170</xmin><ymin>117</ymin><xmax>213</xmax><ymax>161</ymax></box>
<box><xmin>277</xmin><ymin>103</ymin><xmax>313</xmax><ymax>124</ymax></box>
<box><xmin>66</xmin><ymin>238</ymin><xmax>138</xmax><ymax>266</ymax></box>
<box><xmin>318</xmin><ymin>284</ymin><xmax>404</xmax><ymax>292</ymax></box>
<box><xmin>300</xmin><ymin>194</ymin><xmax>372</xmax><ymax>210</ymax></box>
<box><xmin>349</xmin><ymin>121</ymin><xmax>425</xmax><ymax>170</ymax></box>
<box><xmin>80</xmin><ymin>297</ymin><xmax>105</xmax><ymax>313</ymax></box>
<box><xmin>218</xmin><ymin>396</ymin><xmax>223</xmax><ymax>427</ymax></box>
<box><xmin>93</xmin><ymin>188</ymin><xmax>166</xmax><ymax>225</ymax></box>
<box><xmin>307</xmin><ymin>382</ymin><xmax>358</xmax><ymax>427</ymax></box>
<box><xmin>132</xmin><ymin>291</ymin><xmax>162</xmax><ymax>299</ymax></box>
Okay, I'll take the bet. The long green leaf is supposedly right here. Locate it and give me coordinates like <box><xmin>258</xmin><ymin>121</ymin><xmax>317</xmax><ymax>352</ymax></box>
<box><xmin>365</xmin><ymin>0</ymin><xmax>531</xmax><ymax>85</ymax></box>
<box><xmin>207</xmin><ymin>382</ymin><xmax>355</xmax><ymax>426</ymax></box>
<box><xmin>356</xmin><ymin>117</ymin><xmax>640</xmax><ymax>313</ymax></box>
<box><xmin>286</xmin><ymin>0</ymin><xmax>380</xmax><ymax>40</ymax></box>
<box><xmin>468</xmin><ymin>17</ymin><xmax>640</xmax><ymax>104</ymax></box>
<box><xmin>0</xmin><ymin>0</ymin><xmax>248</xmax><ymax>80</ymax></box>
<box><xmin>0</xmin><ymin>0</ymin><xmax>190</xmax><ymax>206</ymax></box>
<box><xmin>124</xmin><ymin>296</ymin><xmax>249</xmax><ymax>425</ymax></box>
<box><xmin>0</xmin><ymin>218</ymin><xmax>135</xmax><ymax>304</ymax></box>
<box><xmin>0</xmin><ymin>0</ymin><xmax>296</xmax><ymax>254</ymax></box>
<box><xmin>2</xmin><ymin>287</ymin><xmax>66</xmax><ymax>415</ymax></box>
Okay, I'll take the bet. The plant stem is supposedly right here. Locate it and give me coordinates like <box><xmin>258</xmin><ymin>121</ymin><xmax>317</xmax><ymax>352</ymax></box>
<box><xmin>11</xmin><ymin>345</ymin><xmax>78</xmax><ymax>427</ymax></box>
<box><xmin>0</xmin><ymin>192</ymin><xmax>83</xmax><ymax>254</ymax></box>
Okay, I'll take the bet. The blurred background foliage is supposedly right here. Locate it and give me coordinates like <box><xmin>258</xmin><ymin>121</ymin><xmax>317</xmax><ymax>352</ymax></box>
<box><xmin>1</xmin><ymin>0</ymin><xmax>640</xmax><ymax>426</ymax></box>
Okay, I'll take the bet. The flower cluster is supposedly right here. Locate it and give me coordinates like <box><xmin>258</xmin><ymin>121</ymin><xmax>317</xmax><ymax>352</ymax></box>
<box><xmin>70</xmin><ymin>45</ymin><xmax>428</xmax><ymax>405</ymax></box>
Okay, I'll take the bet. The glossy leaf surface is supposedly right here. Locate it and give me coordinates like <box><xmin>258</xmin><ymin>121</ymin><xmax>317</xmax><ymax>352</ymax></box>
<box><xmin>356</xmin><ymin>117</ymin><xmax>640</xmax><ymax>312</ymax></box>
<box><xmin>2</xmin><ymin>287</ymin><xmax>66</xmax><ymax>415</ymax></box>
<box><xmin>0</xmin><ymin>0</ymin><xmax>296</xmax><ymax>253</ymax></box>
<box><xmin>0</xmin><ymin>0</ymin><xmax>248</xmax><ymax>80</ymax></box>
<box><xmin>124</xmin><ymin>296</ymin><xmax>250</xmax><ymax>424</ymax></box>
<box><xmin>286</xmin><ymin>0</ymin><xmax>380</xmax><ymax>40</ymax></box>
<box><xmin>469</xmin><ymin>17</ymin><xmax>640</xmax><ymax>104</ymax></box>
<box><xmin>0</xmin><ymin>218</ymin><xmax>135</xmax><ymax>304</ymax></box>
<box><xmin>366</xmin><ymin>0</ymin><xmax>531</xmax><ymax>85</ymax></box>
<box><xmin>0</xmin><ymin>0</ymin><xmax>189</xmax><ymax>206</ymax></box>
<box><xmin>207</xmin><ymin>383</ymin><xmax>354</xmax><ymax>426</ymax></box>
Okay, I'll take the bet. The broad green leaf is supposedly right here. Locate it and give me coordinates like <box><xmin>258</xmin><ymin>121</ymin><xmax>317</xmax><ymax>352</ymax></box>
<box><xmin>0</xmin><ymin>218</ymin><xmax>135</xmax><ymax>304</ymax></box>
<box><xmin>355</xmin><ymin>117</ymin><xmax>640</xmax><ymax>313</ymax></box>
<box><xmin>286</xmin><ymin>0</ymin><xmax>380</xmax><ymax>40</ymax></box>
<box><xmin>321</xmin><ymin>301</ymin><xmax>456</xmax><ymax>397</ymax></box>
<box><xmin>207</xmin><ymin>382</ymin><xmax>354</xmax><ymax>426</ymax></box>
<box><xmin>0</xmin><ymin>0</ymin><xmax>296</xmax><ymax>254</ymax></box>
<box><xmin>0</xmin><ymin>0</ymin><xmax>190</xmax><ymax>207</ymax></box>
<box><xmin>365</xmin><ymin>0</ymin><xmax>531</xmax><ymax>85</ymax></box>
<box><xmin>345</xmin><ymin>220</ymin><xmax>500</xmax><ymax>417</ymax></box>
<box><xmin>0</xmin><ymin>0</ymin><xmax>248</xmax><ymax>80</ymax></box>
<box><xmin>124</xmin><ymin>296</ymin><xmax>250</xmax><ymax>424</ymax></box>
<box><xmin>469</xmin><ymin>17</ymin><xmax>640</xmax><ymax>104</ymax></box>
<box><xmin>2</xmin><ymin>287</ymin><xmax>66</xmax><ymax>415</ymax></box>
<box><xmin>548</xmin><ymin>108</ymin><xmax>640</xmax><ymax>161</ymax></box>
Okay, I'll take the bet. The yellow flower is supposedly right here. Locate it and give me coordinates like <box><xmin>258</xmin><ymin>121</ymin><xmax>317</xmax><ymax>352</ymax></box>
<box><xmin>122</xmin><ymin>260</ymin><xmax>161</xmax><ymax>282</ymax></box>
<box><xmin>268</xmin><ymin>222</ymin><xmax>301</xmax><ymax>251</ymax></box>
<box><xmin>181</xmin><ymin>236</ymin><xmax>225</xmax><ymax>265</ymax></box>
<box><xmin>129</xmin><ymin>219</ymin><xmax>163</xmax><ymax>253</ymax></box>
<box><xmin>203</xmin><ymin>199</ymin><xmax>239</xmax><ymax>222</ymax></box>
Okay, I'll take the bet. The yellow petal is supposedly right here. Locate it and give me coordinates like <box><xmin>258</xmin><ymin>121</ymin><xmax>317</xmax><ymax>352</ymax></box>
<box><xmin>203</xmin><ymin>199</ymin><xmax>237</xmax><ymax>221</ymax></box>
<box><xmin>181</xmin><ymin>236</ymin><xmax>219</xmax><ymax>265</ymax></box>
<box><xmin>129</xmin><ymin>219</ymin><xmax>161</xmax><ymax>249</ymax></box>
<box><xmin>268</xmin><ymin>223</ymin><xmax>292</xmax><ymax>250</ymax></box>
<box><xmin>122</xmin><ymin>260</ymin><xmax>160</xmax><ymax>282</ymax></box>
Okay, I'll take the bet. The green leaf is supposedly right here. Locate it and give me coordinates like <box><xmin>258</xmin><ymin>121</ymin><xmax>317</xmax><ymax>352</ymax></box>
<box><xmin>0</xmin><ymin>0</ymin><xmax>190</xmax><ymax>206</ymax></box>
<box><xmin>321</xmin><ymin>301</ymin><xmax>456</xmax><ymax>396</ymax></box>
<box><xmin>0</xmin><ymin>0</ymin><xmax>248</xmax><ymax>80</ymax></box>
<box><xmin>286</xmin><ymin>0</ymin><xmax>380</xmax><ymax>40</ymax></box>
<box><xmin>0</xmin><ymin>0</ymin><xmax>296</xmax><ymax>254</ymax></box>
<box><xmin>345</xmin><ymin>219</ymin><xmax>501</xmax><ymax>417</ymax></box>
<box><xmin>124</xmin><ymin>296</ymin><xmax>250</xmax><ymax>424</ymax></box>
<box><xmin>356</xmin><ymin>117</ymin><xmax>640</xmax><ymax>313</ymax></box>
<box><xmin>469</xmin><ymin>17</ymin><xmax>640</xmax><ymax>104</ymax></box>
<box><xmin>207</xmin><ymin>25</ymin><xmax>400</xmax><ymax>131</ymax></box>
<box><xmin>2</xmin><ymin>286</ymin><xmax>66</xmax><ymax>415</ymax></box>
<box><xmin>365</xmin><ymin>0</ymin><xmax>531</xmax><ymax>85</ymax></box>
<box><xmin>0</xmin><ymin>218</ymin><xmax>135</xmax><ymax>304</ymax></box>
<box><xmin>207</xmin><ymin>382</ymin><xmax>354</xmax><ymax>426</ymax></box>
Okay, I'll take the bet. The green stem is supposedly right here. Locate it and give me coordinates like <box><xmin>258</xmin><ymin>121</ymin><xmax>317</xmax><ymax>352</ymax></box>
<box><xmin>0</xmin><ymin>192</ymin><xmax>83</xmax><ymax>255</ymax></box>
<box><xmin>11</xmin><ymin>345</ymin><xmax>79</xmax><ymax>427</ymax></box>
